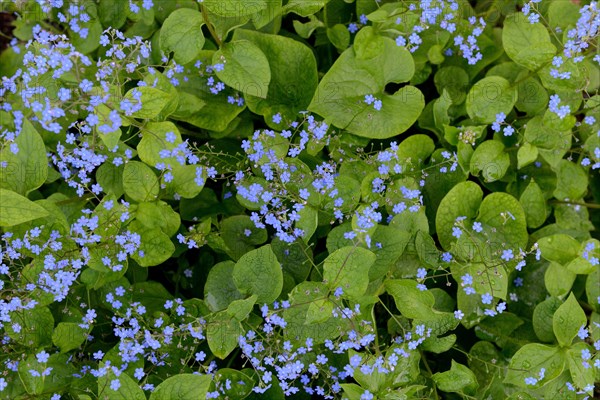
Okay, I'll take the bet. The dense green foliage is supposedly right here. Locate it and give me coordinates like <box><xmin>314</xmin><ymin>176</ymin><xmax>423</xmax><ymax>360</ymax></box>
<box><xmin>0</xmin><ymin>0</ymin><xmax>599</xmax><ymax>399</ymax></box>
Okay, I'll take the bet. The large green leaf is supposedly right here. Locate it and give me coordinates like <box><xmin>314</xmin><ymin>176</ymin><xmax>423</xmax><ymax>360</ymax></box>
<box><xmin>134</xmin><ymin>201</ymin><xmax>181</xmax><ymax>237</ymax></box>
<box><xmin>435</xmin><ymin>181</ymin><xmax>483</xmax><ymax>250</ymax></box>
<box><xmin>206</xmin><ymin>311</ymin><xmax>244</xmax><ymax>359</ymax></box>
<box><xmin>282</xmin><ymin>281</ymin><xmax>349</xmax><ymax>344</ymax></box>
<box><xmin>476</xmin><ymin>192</ymin><xmax>529</xmax><ymax>250</ymax></box>
<box><xmin>204</xmin><ymin>261</ymin><xmax>244</xmax><ymax>312</ymax></box>
<box><xmin>232</xmin><ymin>244</ymin><xmax>283</xmax><ymax>303</ymax></box>
<box><xmin>322</xmin><ymin>246</ymin><xmax>376</xmax><ymax>300</ymax></box>
<box><xmin>502</xmin><ymin>13</ymin><xmax>556</xmax><ymax>71</ymax></box>
<box><xmin>385</xmin><ymin>279</ymin><xmax>435</xmax><ymax>319</ymax></box>
<box><xmin>470</xmin><ymin>140</ymin><xmax>510</xmax><ymax>182</ymax></box>
<box><xmin>533</xmin><ymin>296</ymin><xmax>561</xmax><ymax>343</ymax></box>
<box><xmin>466</xmin><ymin>76</ymin><xmax>518</xmax><ymax>124</ymax></box>
<box><xmin>308</xmin><ymin>27</ymin><xmax>422</xmax><ymax>138</ymax></box>
<box><xmin>504</xmin><ymin>343</ymin><xmax>565</xmax><ymax>388</ymax></box>
<box><xmin>98</xmin><ymin>367</ymin><xmax>145</xmax><ymax>400</ymax></box>
<box><xmin>553</xmin><ymin>160</ymin><xmax>588</xmax><ymax>201</ymax></box>
<box><xmin>519</xmin><ymin>179</ymin><xmax>547</xmax><ymax>228</ymax></box>
<box><xmin>204</xmin><ymin>0</ymin><xmax>267</xmax><ymax>17</ymax></box>
<box><xmin>433</xmin><ymin>360</ymin><xmax>478</xmax><ymax>395</ymax></box>
<box><xmin>553</xmin><ymin>293</ymin><xmax>587</xmax><ymax>347</ymax></box>
<box><xmin>6</xmin><ymin>306</ymin><xmax>54</xmax><ymax>347</ymax></box>
<box><xmin>232</xmin><ymin>29</ymin><xmax>318</xmax><ymax>124</ymax></box>
<box><xmin>52</xmin><ymin>323</ymin><xmax>88</xmax><ymax>353</ymax></box>
<box><xmin>159</xmin><ymin>8</ymin><xmax>205</xmax><ymax>64</ymax></box>
<box><xmin>122</xmin><ymin>161</ymin><xmax>160</xmax><ymax>203</ymax></box>
<box><xmin>0</xmin><ymin>119</ymin><xmax>48</xmax><ymax>195</ymax></box>
<box><xmin>123</xmin><ymin>86</ymin><xmax>173</xmax><ymax>119</ymax></box>
<box><xmin>0</xmin><ymin>189</ymin><xmax>49</xmax><ymax>227</ymax></box>
<box><xmin>149</xmin><ymin>374</ymin><xmax>212</xmax><ymax>400</ymax></box>
<box><xmin>537</xmin><ymin>234</ymin><xmax>580</xmax><ymax>265</ymax></box>
<box><xmin>130</xmin><ymin>222</ymin><xmax>175</xmax><ymax>267</ymax></box>
<box><xmin>213</xmin><ymin>40</ymin><xmax>271</xmax><ymax>98</ymax></box>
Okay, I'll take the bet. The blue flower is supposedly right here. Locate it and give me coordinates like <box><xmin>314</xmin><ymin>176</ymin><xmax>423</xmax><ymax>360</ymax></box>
<box><xmin>452</xmin><ymin>226</ymin><xmax>462</xmax><ymax>238</ymax></box>
<box><xmin>110</xmin><ymin>379</ymin><xmax>121</xmax><ymax>391</ymax></box>
<box><xmin>36</xmin><ymin>351</ymin><xmax>50</xmax><ymax>363</ymax></box>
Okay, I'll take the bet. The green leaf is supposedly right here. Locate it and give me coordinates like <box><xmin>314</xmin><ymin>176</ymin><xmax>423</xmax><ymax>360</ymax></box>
<box><xmin>396</xmin><ymin>134</ymin><xmax>435</xmax><ymax>165</ymax></box>
<box><xmin>293</xmin><ymin>15</ymin><xmax>324</xmax><ymax>38</ymax></box>
<box><xmin>470</xmin><ymin>140</ymin><xmax>510</xmax><ymax>182</ymax></box>
<box><xmin>132</xmin><ymin>281</ymin><xmax>174</xmax><ymax>314</ymax></box>
<box><xmin>516</xmin><ymin>76</ymin><xmax>548</xmax><ymax>115</ymax></box>
<box><xmin>548</xmin><ymin>1</ymin><xmax>580</xmax><ymax>31</ymax></box>
<box><xmin>305</xmin><ymin>298</ymin><xmax>334</xmax><ymax>325</ymax></box>
<box><xmin>98</xmin><ymin>367</ymin><xmax>145</xmax><ymax>400</ymax></box>
<box><xmin>205</xmin><ymin>261</ymin><xmax>243</xmax><ymax>312</ymax></box>
<box><xmin>214</xmin><ymin>369</ymin><xmax>255</xmax><ymax>399</ymax></box>
<box><xmin>435</xmin><ymin>181</ymin><xmax>483</xmax><ymax>250</ymax></box>
<box><xmin>504</xmin><ymin>343</ymin><xmax>565</xmax><ymax>388</ymax></box>
<box><xmin>533</xmin><ymin>297</ymin><xmax>561</xmax><ymax>343</ymax></box>
<box><xmin>227</xmin><ymin>295</ymin><xmax>257</xmax><ymax>321</ymax></box>
<box><xmin>553</xmin><ymin>293</ymin><xmax>586</xmax><ymax>347</ymax></box>
<box><xmin>124</xmin><ymin>86</ymin><xmax>173</xmax><ymax>119</ymax></box>
<box><xmin>130</xmin><ymin>223</ymin><xmax>175</xmax><ymax>267</ymax></box>
<box><xmin>98</xmin><ymin>0</ymin><xmax>128</xmax><ymax>29</ymax></box>
<box><xmin>160</xmin><ymin>8</ymin><xmax>205</xmax><ymax>64</ymax></box>
<box><xmin>170</xmin><ymin>92</ymin><xmax>206</xmax><ymax>120</ymax></box>
<box><xmin>122</xmin><ymin>161</ymin><xmax>160</xmax><ymax>203</ymax></box>
<box><xmin>282</xmin><ymin>281</ymin><xmax>349</xmax><ymax>344</ymax></box>
<box><xmin>284</xmin><ymin>0</ymin><xmax>330</xmax><ymax>16</ymax></box>
<box><xmin>466</xmin><ymin>76</ymin><xmax>518</xmax><ymax>124</ymax></box>
<box><xmin>135</xmin><ymin>201</ymin><xmax>181</xmax><ymax>237</ymax></box>
<box><xmin>524</xmin><ymin>115</ymin><xmax>571</xmax><ymax>169</ymax></box>
<box><xmin>517</xmin><ymin>142</ymin><xmax>538</xmax><ymax>170</ymax></box>
<box><xmin>368</xmin><ymin>225</ymin><xmax>411</xmax><ymax>280</ymax></box>
<box><xmin>149</xmin><ymin>374</ymin><xmax>212</xmax><ymax>400</ymax></box>
<box><xmin>385</xmin><ymin>279</ymin><xmax>435</xmax><ymax>320</ymax></box>
<box><xmin>176</xmin><ymin>50</ymin><xmax>246</xmax><ymax>131</ymax></box>
<box><xmin>296</xmin><ymin>205</ymin><xmax>318</xmax><ymax>243</ymax></box>
<box><xmin>327</xmin><ymin>24</ymin><xmax>350</xmax><ymax>51</ymax></box>
<box><xmin>539</xmin><ymin>58</ymin><xmax>586</xmax><ymax>92</ymax></box>
<box><xmin>0</xmin><ymin>119</ymin><xmax>48</xmax><ymax>195</ymax></box>
<box><xmin>97</xmin><ymin>162</ymin><xmax>124</xmax><ymax>197</ymax></box>
<box><xmin>544</xmin><ymin>261</ymin><xmax>576</xmax><ymax>298</ymax></box>
<box><xmin>213</xmin><ymin>40</ymin><xmax>271</xmax><ymax>98</ymax></box>
<box><xmin>0</xmin><ymin>189</ymin><xmax>49</xmax><ymax>227</ymax></box>
<box><xmin>457</xmin><ymin>262</ymin><xmax>508</xmax><ymax>300</ymax></box>
<box><xmin>233</xmin><ymin>29</ymin><xmax>318</xmax><ymax>124</ymax></box>
<box><xmin>6</xmin><ymin>306</ymin><xmax>54</xmax><ymax>347</ymax></box>
<box><xmin>475</xmin><ymin>312</ymin><xmax>523</xmax><ymax>344</ymax></box>
<box><xmin>566</xmin><ymin>342</ymin><xmax>595</xmax><ymax>391</ymax></box>
<box><xmin>232</xmin><ymin>244</ymin><xmax>283</xmax><ymax>303</ymax></box>
<box><xmin>52</xmin><ymin>322</ymin><xmax>88</xmax><ymax>353</ymax></box>
<box><xmin>537</xmin><ymin>234</ymin><xmax>580</xmax><ymax>265</ymax></box>
<box><xmin>586</xmin><ymin>269</ymin><xmax>600</xmax><ymax>312</ymax></box>
<box><xmin>204</xmin><ymin>0</ymin><xmax>267</xmax><ymax>17</ymax></box>
<box><xmin>340</xmin><ymin>383</ymin><xmax>366</xmax><ymax>400</ymax></box>
<box><xmin>221</xmin><ymin>215</ymin><xmax>268</xmax><ymax>261</ymax></box>
<box><xmin>206</xmin><ymin>311</ymin><xmax>243</xmax><ymax>359</ymax></box>
<box><xmin>477</xmin><ymin>192</ymin><xmax>529</xmax><ymax>250</ymax></box>
<box><xmin>309</xmin><ymin>28</ymin><xmax>422</xmax><ymax>139</ymax></box>
<box><xmin>553</xmin><ymin>160</ymin><xmax>588</xmax><ymax>201</ymax></box>
<box><xmin>322</xmin><ymin>246</ymin><xmax>376</xmax><ymax>300</ymax></box>
<box><xmin>502</xmin><ymin>13</ymin><xmax>556</xmax><ymax>71</ymax></box>
<box><xmin>433</xmin><ymin>360</ymin><xmax>478</xmax><ymax>395</ymax></box>
<box><xmin>519</xmin><ymin>179</ymin><xmax>547</xmax><ymax>229</ymax></box>
<box><xmin>434</xmin><ymin>66</ymin><xmax>469</xmax><ymax>105</ymax></box>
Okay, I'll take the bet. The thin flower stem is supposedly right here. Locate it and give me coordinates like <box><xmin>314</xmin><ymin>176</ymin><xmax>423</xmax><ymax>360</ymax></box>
<box><xmin>201</xmin><ymin>4</ymin><xmax>222</xmax><ymax>47</ymax></box>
